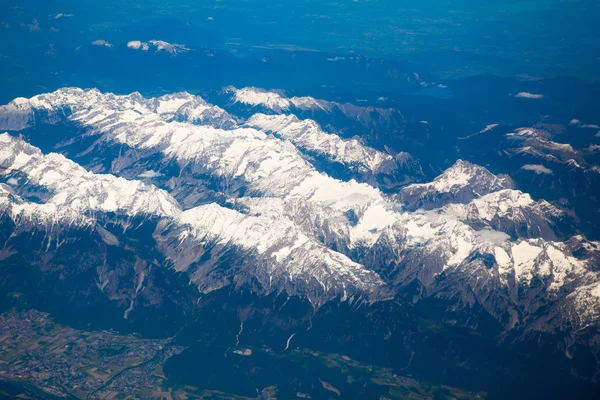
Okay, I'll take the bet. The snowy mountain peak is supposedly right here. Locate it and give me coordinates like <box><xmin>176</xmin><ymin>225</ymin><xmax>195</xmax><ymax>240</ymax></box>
<box><xmin>437</xmin><ymin>160</ymin><xmax>514</xmax><ymax>190</ymax></box>
<box><xmin>226</xmin><ymin>86</ymin><xmax>333</xmax><ymax>113</ymax></box>
<box><xmin>397</xmin><ymin>160</ymin><xmax>515</xmax><ymax>210</ymax></box>
<box><xmin>226</xmin><ymin>86</ymin><xmax>294</xmax><ymax>112</ymax></box>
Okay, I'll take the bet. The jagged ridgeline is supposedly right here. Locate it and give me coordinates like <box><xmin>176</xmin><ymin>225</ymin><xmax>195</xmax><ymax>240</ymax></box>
<box><xmin>1</xmin><ymin>88</ymin><xmax>599</xmax><ymax>398</ymax></box>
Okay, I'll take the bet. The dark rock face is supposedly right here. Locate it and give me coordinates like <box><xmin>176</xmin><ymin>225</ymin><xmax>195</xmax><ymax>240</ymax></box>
<box><xmin>0</xmin><ymin>213</ymin><xmax>199</xmax><ymax>335</ymax></box>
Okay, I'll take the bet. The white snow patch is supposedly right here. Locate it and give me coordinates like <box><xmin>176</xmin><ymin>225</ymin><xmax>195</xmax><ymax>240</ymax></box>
<box><xmin>494</xmin><ymin>247</ymin><xmax>511</xmax><ymax>266</ymax></box>
<box><xmin>511</xmin><ymin>241</ymin><xmax>543</xmax><ymax>283</ymax></box>
<box><xmin>230</xmin><ymin>87</ymin><xmax>291</xmax><ymax>112</ymax></box>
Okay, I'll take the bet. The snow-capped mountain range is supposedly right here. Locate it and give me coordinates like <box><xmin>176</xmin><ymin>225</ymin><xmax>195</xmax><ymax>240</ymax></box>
<box><xmin>245</xmin><ymin>113</ymin><xmax>422</xmax><ymax>189</ymax></box>
<box><xmin>1</xmin><ymin>87</ymin><xmax>599</xmax><ymax>340</ymax></box>
<box><xmin>221</xmin><ymin>86</ymin><xmax>408</xmax><ymax>146</ymax></box>
<box><xmin>0</xmin><ymin>133</ymin><xmax>383</xmax><ymax>304</ymax></box>
<box><xmin>225</xmin><ymin>86</ymin><xmax>405</xmax><ymax>126</ymax></box>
